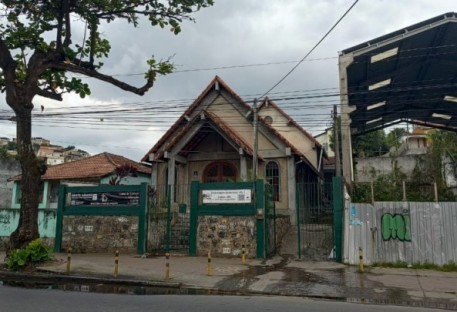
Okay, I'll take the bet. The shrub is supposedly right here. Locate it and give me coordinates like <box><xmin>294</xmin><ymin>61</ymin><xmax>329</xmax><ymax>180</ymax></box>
<box><xmin>5</xmin><ymin>239</ymin><xmax>53</xmax><ymax>271</ymax></box>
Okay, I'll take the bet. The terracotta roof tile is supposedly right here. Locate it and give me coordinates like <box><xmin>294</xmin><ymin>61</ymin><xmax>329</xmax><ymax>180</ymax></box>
<box><xmin>9</xmin><ymin>152</ymin><xmax>151</xmax><ymax>181</ymax></box>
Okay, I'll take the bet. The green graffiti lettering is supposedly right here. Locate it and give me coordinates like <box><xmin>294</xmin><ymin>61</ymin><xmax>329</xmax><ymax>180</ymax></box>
<box><xmin>381</xmin><ymin>213</ymin><xmax>411</xmax><ymax>242</ymax></box>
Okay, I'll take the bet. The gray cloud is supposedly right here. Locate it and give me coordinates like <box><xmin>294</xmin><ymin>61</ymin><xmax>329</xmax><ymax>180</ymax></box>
<box><xmin>1</xmin><ymin>0</ymin><xmax>455</xmax><ymax>161</ymax></box>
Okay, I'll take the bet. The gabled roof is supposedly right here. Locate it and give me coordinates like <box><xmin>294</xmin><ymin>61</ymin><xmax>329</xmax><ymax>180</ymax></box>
<box><xmin>9</xmin><ymin>152</ymin><xmax>151</xmax><ymax>181</ymax></box>
<box><xmin>258</xmin><ymin>97</ymin><xmax>322</xmax><ymax>147</ymax></box>
<box><xmin>142</xmin><ymin>76</ymin><xmax>252</xmax><ymax>162</ymax></box>
<box><xmin>142</xmin><ymin>76</ymin><xmax>320</xmax><ymax>174</ymax></box>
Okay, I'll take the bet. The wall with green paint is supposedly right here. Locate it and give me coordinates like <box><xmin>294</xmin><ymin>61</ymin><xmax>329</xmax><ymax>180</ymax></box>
<box><xmin>0</xmin><ymin>208</ymin><xmax>57</xmax><ymax>250</ymax></box>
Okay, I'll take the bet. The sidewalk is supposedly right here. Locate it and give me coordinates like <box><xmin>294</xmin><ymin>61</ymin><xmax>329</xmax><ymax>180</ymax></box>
<box><xmin>1</xmin><ymin>251</ymin><xmax>457</xmax><ymax>310</ymax></box>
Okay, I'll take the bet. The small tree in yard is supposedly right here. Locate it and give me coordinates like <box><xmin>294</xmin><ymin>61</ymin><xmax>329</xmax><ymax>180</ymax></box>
<box><xmin>0</xmin><ymin>0</ymin><xmax>213</xmax><ymax>251</ymax></box>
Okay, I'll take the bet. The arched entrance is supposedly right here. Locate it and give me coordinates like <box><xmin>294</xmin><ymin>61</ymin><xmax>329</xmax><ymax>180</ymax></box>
<box><xmin>203</xmin><ymin>161</ymin><xmax>237</xmax><ymax>183</ymax></box>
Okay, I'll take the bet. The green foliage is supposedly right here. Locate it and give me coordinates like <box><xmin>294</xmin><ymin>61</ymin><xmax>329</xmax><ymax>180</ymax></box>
<box><xmin>0</xmin><ymin>0</ymin><xmax>214</xmax><ymax>97</ymax></box>
<box><xmin>354</xmin><ymin>130</ymin><xmax>389</xmax><ymax>158</ymax></box>
<box><xmin>5</xmin><ymin>249</ymin><xmax>30</xmax><ymax>271</ymax></box>
<box><xmin>5</xmin><ymin>239</ymin><xmax>53</xmax><ymax>271</ymax></box>
<box><xmin>0</xmin><ymin>146</ymin><xmax>9</xmax><ymax>158</ymax></box>
<box><xmin>6</xmin><ymin>141</ymin><xmax>16</xmax><ymax>150</ymax></box>
<box><xmin>386</xmin><ymin>128</ymin><xmax>407</xmax><ymax>151</ymax></box>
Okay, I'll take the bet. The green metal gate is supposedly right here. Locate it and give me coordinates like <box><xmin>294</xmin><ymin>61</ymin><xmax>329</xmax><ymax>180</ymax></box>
<box><xmin>296</xmin><ymin>177</ymin><xmax>343</xmax><ymax>261</ymax></box>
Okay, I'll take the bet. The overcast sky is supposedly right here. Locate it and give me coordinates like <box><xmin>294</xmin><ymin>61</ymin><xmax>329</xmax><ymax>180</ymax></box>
<box><xmin>0</xmin><ymin>0</ymin><xmax>456</xmax><ymax>161</ymax></box>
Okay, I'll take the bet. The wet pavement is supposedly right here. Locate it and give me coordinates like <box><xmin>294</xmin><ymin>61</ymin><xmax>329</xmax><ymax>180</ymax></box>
<box><xmin>0</xmin><ymin>250</ymin><xmax>457</xmax><ymax>310</ymax></box>
<box><xmin>1</xmin><ymin>227</ymin><xmax>457</xmax><ymax>311</ymax></box>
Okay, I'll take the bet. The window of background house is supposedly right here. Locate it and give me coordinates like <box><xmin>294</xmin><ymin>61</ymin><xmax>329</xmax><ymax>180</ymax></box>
<box><xmin>266</xmin><ymin>161</ymin><xmax>280</xmax><ymax>201</ymax></box>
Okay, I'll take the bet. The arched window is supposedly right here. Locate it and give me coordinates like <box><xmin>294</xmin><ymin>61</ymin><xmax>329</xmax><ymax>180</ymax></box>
<box><xmin>266</xmin><ymin>161</ymin><xmax>280</xmax><ymax>201</ymax></box>
<box><xmin>203</xmin><ymin>161</ymin><xmax>237</xmax><ymax>183</ymax></box>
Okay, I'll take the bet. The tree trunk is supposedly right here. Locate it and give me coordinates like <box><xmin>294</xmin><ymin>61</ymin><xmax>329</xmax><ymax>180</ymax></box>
<box><xmin>8</xmin><ymin>107</ymin><xmax>46</xmax><ymax>251</ymax></box>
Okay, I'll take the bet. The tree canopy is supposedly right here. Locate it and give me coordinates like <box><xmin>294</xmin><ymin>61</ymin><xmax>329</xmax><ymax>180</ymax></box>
<box><xmin>0</xmin><ymin>0</ymin><xmax>213</xmax><ymax>250</ymax></box>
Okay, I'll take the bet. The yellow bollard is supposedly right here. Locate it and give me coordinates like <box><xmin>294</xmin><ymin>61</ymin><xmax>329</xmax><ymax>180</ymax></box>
<box><xmin>358</xmin><ymin>247</ymin><xmax>364</xmax><ymax>273</ymax></box>
<box><xmin>113</xmin><ymin>250</ymin><xmax>119</xmax><ymax>278</ymax></box>
<box><xmin>207</xmin><ymin>250</ymin><xmax>212</xmax><ymax>276</ymax></box>
<box><xmin>241</xmin><ymin>244</ymin><xmax>246</xmax><ymax>265</ymax></box>
<box><xmin>66</xmin><ymin>247</ymin><xmax>72</xmax><ymax>273</ymax></box>
<box><xmin>165</xmin><ymin>253</ymin><xmax>170</xmax><ymax>280</ymax></box>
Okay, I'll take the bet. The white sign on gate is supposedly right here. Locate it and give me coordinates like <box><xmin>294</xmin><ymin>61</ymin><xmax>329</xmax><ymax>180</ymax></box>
<box><xmin>202</xmin><ymin>189</ymin><xmax>252</xmax><ymax>204</ymax></box>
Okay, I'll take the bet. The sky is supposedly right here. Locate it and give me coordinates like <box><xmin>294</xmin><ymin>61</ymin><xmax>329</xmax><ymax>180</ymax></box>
<box><xmin>0</xmin><ymin>0</ymin><xmax>456</xmax><ymax>161</ymax></box>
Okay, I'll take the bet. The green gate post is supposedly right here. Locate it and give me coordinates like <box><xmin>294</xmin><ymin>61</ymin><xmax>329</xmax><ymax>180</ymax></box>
<box><xmin>54</xmin><ymin>184</ymin><xmax>66</xmax><ymax>252</ymax></box>
<box><xmin>189</xmin><ymin>181</ymin><xmax>199</xmax><ymax>256</ymax></box>
<box><xmin>332</xmin><ymin>176</ymin><xmax>344</xmax><ymax>262</ymax></box>
<box><xmin>255</xmin><ymin>179</ymin><xmax>266</xmax><ymax>259</ymax></box>
<box><xmin>296</xmin><ymin>184</ymin><xmax>302</xmax><ymax>259</ymax></box>
<box><xmin>166</xmin><ymin>184</ymin><xmax>171</xmax><ymax>253</ymax></box>
<box><xmin>137</xmin><ymin>183</ymin><xmax>148</xmax><ymax>254</ymax></box>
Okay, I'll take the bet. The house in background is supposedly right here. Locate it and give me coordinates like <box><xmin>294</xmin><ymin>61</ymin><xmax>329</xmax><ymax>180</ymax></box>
<box><xmin>142</xmin><ymin>76</ymin><xmax>325</xmax><ymax>225</ymax></box>
<box><xmin>314</xmin><ymin>128</ymin><xmax>336</xmax><ymax>185</ymax></box>
<box><xmin>8</xmin><ymin>152</ymin><xmax>151</xmax><ymax>210</ymax></box>
<box><xmin>1</xmin><ymin>152</ymin><xmax>151</xmax><ymax>250</ymax></box>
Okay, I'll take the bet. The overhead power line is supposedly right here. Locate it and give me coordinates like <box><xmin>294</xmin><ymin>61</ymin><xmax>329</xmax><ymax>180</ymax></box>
<box><xmin>260</xmin><ymin>0</ymin><xmax>360</xmax><ymax>98</ymax></box>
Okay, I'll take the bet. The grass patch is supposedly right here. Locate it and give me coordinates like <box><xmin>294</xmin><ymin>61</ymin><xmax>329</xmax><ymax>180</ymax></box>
<box><xmin>373</xmin><ymin>261</ymin><xmax>457</xmax><ymax>272</ymax></box>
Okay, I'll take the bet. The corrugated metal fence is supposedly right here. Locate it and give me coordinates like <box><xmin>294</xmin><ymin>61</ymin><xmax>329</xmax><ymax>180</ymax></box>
<box><xmin>344</xmin><ymin>201</ymin><xmax>457</xmax><ymax>265</ymax></box>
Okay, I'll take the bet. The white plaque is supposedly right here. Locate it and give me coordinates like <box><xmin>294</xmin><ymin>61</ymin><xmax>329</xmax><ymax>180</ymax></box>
<box><xmin>202</xmin><ymin>189</ymin><xmax>251</xmax><ymax>204</ymax></box>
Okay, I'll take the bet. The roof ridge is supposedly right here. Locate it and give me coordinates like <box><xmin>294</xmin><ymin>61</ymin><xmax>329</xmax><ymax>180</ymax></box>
<box><xmin>141</xmin><ymin>76</ymin><xmax>252</xmax><ymax>162</ymax></box>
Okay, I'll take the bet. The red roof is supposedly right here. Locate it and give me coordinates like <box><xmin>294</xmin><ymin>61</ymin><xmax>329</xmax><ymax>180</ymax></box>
<box><xmin>9</xmin><ymin>152</ymin><xmax>151</xmax><ymax>181</ymax></box>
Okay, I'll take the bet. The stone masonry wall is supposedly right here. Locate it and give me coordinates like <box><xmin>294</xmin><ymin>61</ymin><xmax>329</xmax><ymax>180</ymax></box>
<box><xmin>272</xmin><ymin>214</ymin><xmax>291</xmax><ymax>252</ymax></box>
<box><xmin>61</xmin><ymin>216</ymin><xmax>138</xmax><ymax>253</ymax></box>
<box><xmin>147</xmin><ymin>211</ymin><xmax>167</xmax><ymax>252</ymax></box>
<box><xmin>197</xmin><ymin>216</ymin><xmax>257</xmax><ymax>258</ymax></box>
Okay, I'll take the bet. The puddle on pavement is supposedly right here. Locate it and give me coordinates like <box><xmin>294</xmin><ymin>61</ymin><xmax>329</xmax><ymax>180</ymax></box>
<box><xmin>0</xmin><ymin>279</ymin><xmax>216</xmax><ymax>296</ymax></box>
<box><xmin>1</xmin><ymin>279</ymin><xmax>457</xmax><ymax>310</ymax></box>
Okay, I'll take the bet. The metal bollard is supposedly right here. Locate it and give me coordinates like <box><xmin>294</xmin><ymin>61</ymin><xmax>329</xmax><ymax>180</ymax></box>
<box><xmin>113</xmin><ymin>250</ymin><xmax>119</xmax><ymax>277</ymax></box>
<box><xmin>241</xmin><ymin>244</ymin><xmax>246</xmax><ymax>265</ymax></box>
<box><xmin>358</xmin><ymin>247</ymin><xmax>364</xmax><ymax>273</ymax></box>
<box><xmin>66</xmin><ymin>247</ymin><xmax>72</xmax><ymax>273</ymax></box>
<box><xmin>207</xmin><ymin>250</ymin><xmax>212</xmax><ymax>276</ymax></box>
<box><xmin>165</xmin><ymin>253</ymin><xmax>170</xmax><ymax>280</ymax></box>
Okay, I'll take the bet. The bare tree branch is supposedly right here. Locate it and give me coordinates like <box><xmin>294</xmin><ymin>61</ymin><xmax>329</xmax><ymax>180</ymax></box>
<box><xmin>51</xmin><ymin>62</ymin><xmax>154</xmax><ymax>95</ymax></box>
<box><xmin>35</xmin><ymin>87</ymin><xmax>63</xmax><ymax>101</ymax></box>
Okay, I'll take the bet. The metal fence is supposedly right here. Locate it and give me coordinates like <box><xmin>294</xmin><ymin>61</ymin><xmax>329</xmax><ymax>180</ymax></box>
<box><xmin>296</xmin><ymin>182</ymin><xmax>334</xmax><ymax>261</ymax></box>
<box><xmin>344</xmin><ymin>201</ymin><xmax>457</xmax><ymax>265</ymax></box>
<box><xmin>148</xmin><ymin>184</ymin><xmax>190</xmax><ymax>254</ymax></box>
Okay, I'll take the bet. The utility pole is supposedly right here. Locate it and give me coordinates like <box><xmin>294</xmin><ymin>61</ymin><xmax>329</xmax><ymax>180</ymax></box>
<box><xmin>253</xmin><ymin>98</ymin><xmax>259</xmax><ymax>181</ymax></box>
<box><xmin>334</xmin><ymin>104</ymin><xmax>341</xmax><ymax>177</ymax></box>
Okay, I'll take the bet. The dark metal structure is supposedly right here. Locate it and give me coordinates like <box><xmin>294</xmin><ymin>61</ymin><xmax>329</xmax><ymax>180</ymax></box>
<box><xmin>339</xmin><ymin>12</ymin><xmax>457</xmax><ymax>181</ymax></box>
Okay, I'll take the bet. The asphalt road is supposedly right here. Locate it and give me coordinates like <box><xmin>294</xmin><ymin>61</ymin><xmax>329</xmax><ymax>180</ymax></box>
<box><xmin>0</xmin><ymin>286</ymin><xmax>449</xmax><ymax>312</ymax></box>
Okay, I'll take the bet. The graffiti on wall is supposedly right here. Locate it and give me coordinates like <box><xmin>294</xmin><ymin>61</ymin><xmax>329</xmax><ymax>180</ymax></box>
<box><xmin>0</xmin><ymin>214</ymin><xmax>10</xmax><ymax>224</ymax></box>
<box><xmin>381</xmin><ymin>213</ymin><xmax>411</xmax><ymax>241</ymax></box>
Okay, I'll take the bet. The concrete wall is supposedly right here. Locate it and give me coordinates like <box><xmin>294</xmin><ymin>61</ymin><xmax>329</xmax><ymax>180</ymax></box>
<box><xmin>0</xmin><ymin>158</ymin><xmax>20</xmax><ymax>208</ymax></box>
<box><xmin>355</xmin><ymin>155</ymin><xmax>420</xmax><ymax>182</ymax></box>
<box><xmin>0</xmin><ymin>209</ymin><xmax>56</xmax><ymax>250</ymax></box>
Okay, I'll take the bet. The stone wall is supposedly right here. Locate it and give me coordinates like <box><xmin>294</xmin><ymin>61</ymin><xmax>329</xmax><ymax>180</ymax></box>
<box><xmin>147</xmin><ymin>211</ymin><xmax>167</xmax><ymax>252</ymax></box>
<box><xmin>61</xmin><ymin>216</ymin><xmax>139</xmax><ymax>253</ymax></box>
<box><xmin>272</xmin><ymin>214</ymin><xmax>291</xmax><ymax>252</ymax></box>
<box><xmin>197</xmin><ymin>216</ymin><xmax>257</xmax><ymax>258</ymax></box>
<box><xmin>0</xmin><ymin>158</ymin><xmax>20</xmax><ymax>208</ymax></box>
